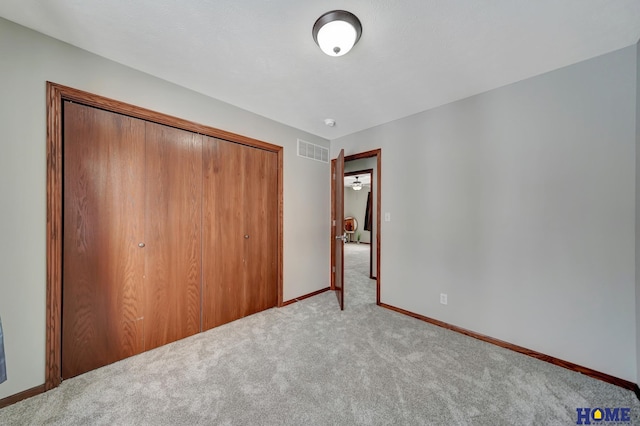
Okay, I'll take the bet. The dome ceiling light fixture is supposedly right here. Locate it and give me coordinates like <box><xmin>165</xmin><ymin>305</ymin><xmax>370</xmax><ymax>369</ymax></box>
<box><xmin>312</xmin><ymin>10</ymin><xmax>362</xmax><ymax>57</ymax></box>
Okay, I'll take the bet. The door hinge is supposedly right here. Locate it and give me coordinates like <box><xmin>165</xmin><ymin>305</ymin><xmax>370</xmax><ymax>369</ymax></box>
<box><xmin>333</xmin><ymin>220</ymin><xmax>336</xmax><ymax>226</ymax></box>
<box><xmin>333</xmin><ymin>173</ymin><xmax>336</xmax><ymax>180</ymax></box>
<box><xmin>332</xmin><ymin>266</ymin><xmax>335</xmax><ymax>273</ymax></box>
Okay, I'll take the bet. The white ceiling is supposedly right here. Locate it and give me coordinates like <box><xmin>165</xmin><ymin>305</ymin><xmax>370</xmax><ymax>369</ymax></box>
<box><xmin>1</xmin><ymin>1</ymin><xmax>639</xmax><ymax>139</ymax></box>
<box><xmin>344</xmin><ymin>174</ymin><xmax>371</xmax><ymax>188</ymax></box>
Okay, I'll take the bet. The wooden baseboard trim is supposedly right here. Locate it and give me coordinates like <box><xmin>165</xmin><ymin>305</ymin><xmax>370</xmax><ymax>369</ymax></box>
<box><xmin>0</xmin><ymin>384</ymin><xmax>46</xmax><ymax>409</ymax></box>
<box><xmin>378</xmin><ymin>303</ymin><xmax>637</xmax><ymax>392</ymax></box>
<box><xmin>282</xmin><ymin>287</ymin><xmax>330</xmax><ymax>306</ymax></box>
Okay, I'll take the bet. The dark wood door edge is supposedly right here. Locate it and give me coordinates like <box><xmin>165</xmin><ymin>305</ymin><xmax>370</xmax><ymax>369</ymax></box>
<box><xmin>330</xmin><ymin>159</ymin><xmax>336</xmax><ymax>291</ymax></box>
<box><xmin>0</xmin><ymin>384</ymin><xmax>46</xmax><ymax>409</ymax></box>
<box><xmin>378</xmin><ymin>302</ymin><xmax>637</xmax><ymax>392</ymax></box>
<box><xmin>344</xmin><ymin>149</ymin><xmax>380</xmax><ymax>162</ymax></box>
<box><xmin>344</xmin><ymin>169</ymin><xmax>373</xmax><ymax>177</ymax></box>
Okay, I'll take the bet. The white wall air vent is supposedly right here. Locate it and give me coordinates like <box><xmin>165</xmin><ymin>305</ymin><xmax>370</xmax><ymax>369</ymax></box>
<box><xmin>297</xmin><ymin>139</ymin><xmax>329</xmax><ymax>163</ymax></box>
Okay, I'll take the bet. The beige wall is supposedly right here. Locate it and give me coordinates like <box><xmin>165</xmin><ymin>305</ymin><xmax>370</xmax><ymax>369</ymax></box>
<box><xmin>333</xmin><ymin>45</ymin><xmax>638</xmax><ymax>382</ymax></box>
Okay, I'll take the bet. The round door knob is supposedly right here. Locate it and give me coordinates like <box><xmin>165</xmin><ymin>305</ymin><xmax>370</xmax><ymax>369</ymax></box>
<box><xmin>244</xmin><ymin>235</ymin><xmax>250</xmax><ymax>239</ymax></box>
<box><xmin>138</xmin><ymin>242</ymin><xmax>145</xmax><ymax>248</ymax></box>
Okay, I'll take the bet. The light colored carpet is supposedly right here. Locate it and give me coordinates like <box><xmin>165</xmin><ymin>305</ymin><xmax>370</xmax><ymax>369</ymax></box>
<box><xmin>344</xmin><ymin>242</ymin><xmax>376</xmax><ymax>308</ymax></box>
<box><xmin>1</xmin><ymin>243</ymin><xmax>638</xmax><ymax>425</ymax></box>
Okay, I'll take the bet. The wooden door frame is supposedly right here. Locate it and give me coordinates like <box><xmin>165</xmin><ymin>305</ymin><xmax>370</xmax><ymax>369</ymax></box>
<box><xmin>45</xmin><ymin>82</ymin><xmax>284</xmax><ymax>390</ymax></box>
<box><xmin>331</xmin><ymin>149</ymin><xmax>382</xmax><ymax>305</ymax></box>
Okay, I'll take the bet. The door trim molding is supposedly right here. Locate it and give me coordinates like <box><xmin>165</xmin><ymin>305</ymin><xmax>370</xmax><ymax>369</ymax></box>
<box><xmin>344</xmin><ymin>169</ymin><xmax>374</xmax><ymax>278</ymax></box>
<box><xmin>45</xmin><ymin>82</ymin><xmax>284</xmax><ymax>390</ymax></box>
<box><xmin>282</xmin><ymin>287</ymin><xmax>331</xmax><ymax>306</ymax></box>
<box><xmin>331</xmin><ymin>149</ymin><xmax>382</xmax><ymax>305</ymax></box>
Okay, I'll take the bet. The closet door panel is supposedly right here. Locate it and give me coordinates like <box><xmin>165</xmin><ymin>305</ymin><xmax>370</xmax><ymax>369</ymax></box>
<box><xmin>202</xmin><ymin>137</ymin><xmax>246</xmax><ymax>330</ymax></box>
<box><xmin>243</xmin><ymin>147</ymin><xmax>278</xmax><ymax>316</ymax></box>
<box><xmin>144</xmin><ymin>122</ymin><xmax>203</xmax><ymax>350</ymax></box>
<box><xmin>62</xmin><ymin>102</ymin><xmax>145</xmax><ymax>379</ymax></box>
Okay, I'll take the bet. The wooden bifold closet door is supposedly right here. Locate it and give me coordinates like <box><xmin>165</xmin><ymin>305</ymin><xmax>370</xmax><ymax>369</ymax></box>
<box><xmin>201</xmin><ymin>138</ymin><xmax>278</xmax><ymax>330</ymax></box>
<box><xmin>62</xmin><ymin>102</ymin><xmax>146</xmax><ymax>379</ymax></box>
<box><xmin>62</xmin><ymin>101</ymin><xmax>277</xmax><ymax>379</ymax></box>
<box><xmin>143</xmin><ymin>122</ymin><xmax>202</xmax><ymax>351</ymax></box>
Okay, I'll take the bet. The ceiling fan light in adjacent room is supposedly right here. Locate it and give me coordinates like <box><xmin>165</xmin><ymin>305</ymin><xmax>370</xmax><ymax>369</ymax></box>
<box><xmin>352</xmin><ymin>176</ymin><xmax>363</xmax><ymax>191</ymax></box>
<box><xmin>313</xmin><ymin>10</ymin><xmax>362</xmax><ymax>57</ymax></box>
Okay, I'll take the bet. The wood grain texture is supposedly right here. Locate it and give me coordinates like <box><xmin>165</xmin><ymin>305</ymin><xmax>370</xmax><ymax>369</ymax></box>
<box><xmin>46</xmin><ymin>83</ymin><xmax>280</xmax><ymax>152</ymax></box>
<box><xmin>62</xmin><ymin>102</ymin><xmax>145</xmax><ymax>379</ymax></box>
<box><xmin>242</xmin><ymin>146</ymin><xmax>278</xmax><ymax>316</ymax></box>
<box><xmin>379</xmin><ymin>303</ymin><xmax>636</xmax><ymax>391</ymax></box>
<box><xmin>143</xmin><ymin>122</ymin><xmax>202</xmax><ymax>350</ymax></box>
<box><xmin>202</xmin><ymin>139</ymin><xmax>245</xmax><ymax>329</ymax></box>
<box><xmin>46</xmin><ymin>83</ymin><xmax>63</xmax><ymax>390</ymax></box>
<box><xmin>46</xmin><ymin>82</ymin><xmax>284</xmax><ymax>394</ymax></box>
<box><xmin>202</xmin><ymin>139</ymin><xmax>278</xmax><ymax>329</ymax></box>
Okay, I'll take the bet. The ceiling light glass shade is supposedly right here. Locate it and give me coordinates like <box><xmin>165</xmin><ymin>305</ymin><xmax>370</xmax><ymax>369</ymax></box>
<box><xmin>313</xmin><ymin>10</ymin><xmax>362</xmax><ymax>57</ymax></box>
<box><xmin>316</xmin><ymin>20</ymin><xmax>356</xmax><ymax>56</ymax></box>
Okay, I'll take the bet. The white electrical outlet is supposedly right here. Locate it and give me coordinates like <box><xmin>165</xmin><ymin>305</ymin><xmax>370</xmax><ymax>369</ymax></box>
<box><xmin>440</xmin><ymin>293</ymin><xmax>448</xmax><ymax>305</ymax></box>
<box><xmin>384</xmin><ymin>212</ymin><xmax>391</xmax><ymax>222</ymax></box>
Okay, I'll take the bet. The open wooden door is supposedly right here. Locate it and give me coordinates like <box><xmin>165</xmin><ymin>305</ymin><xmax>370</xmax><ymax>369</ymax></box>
<box><xmin>333</xmin><ymin>150</ymin><xmax>345</xmax><ymax>310</ymax></box>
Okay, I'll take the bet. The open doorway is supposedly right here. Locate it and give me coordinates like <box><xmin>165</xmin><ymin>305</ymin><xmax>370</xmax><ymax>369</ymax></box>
<box><xmin>331</xmin><ymin>149</ymin><xmax>381</xmax><ymax>308</ymax></box>
<box><xmin>343</xmin><ymin>169</ymin><xmax>375</xmax><ymax>307</ymax></box>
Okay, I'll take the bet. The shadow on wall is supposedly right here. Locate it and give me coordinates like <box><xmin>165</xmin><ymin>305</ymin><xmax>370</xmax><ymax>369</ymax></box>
<box><xmin>0</xmin><ymin>316</ymin><xmax>6</xmax><ymax>383</ymax></box>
